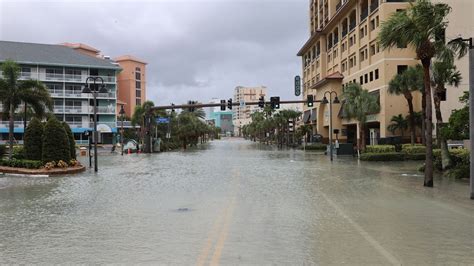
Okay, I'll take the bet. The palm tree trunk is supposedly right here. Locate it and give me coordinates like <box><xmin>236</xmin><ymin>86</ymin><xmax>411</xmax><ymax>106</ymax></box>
<box><xmin>422</xmin><ymin>61</ymin><xmax>434</xmax><ymax>187</ymax></box>
<box><xmin>360</xmin><ymin>123</ymin><xmax>366</xmax><ymax>152</ymax></box>
<box><xmin>8</xmin><ymin>104</ymin><xmax>14</xmax><ymax>160</ymax></box>
<box><xmin>405</xmin><ymin>94</ymin><xmax>416</xmax><ymax>145</ymax></box>
<box><xmin>434</xmin><ymin>88</ymin><xmax>452</xmax><ymax>170</ymax></box>
<box><xmin>421</xmin><ymin>91</ymin><xmax>426</xmax><ymax>145</ymax></box>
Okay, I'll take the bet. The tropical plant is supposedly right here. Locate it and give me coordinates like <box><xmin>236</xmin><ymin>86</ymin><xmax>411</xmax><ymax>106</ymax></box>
<box><xmin>42</xmin><ymin>117</ymin><xmax>71</xmax><ymax>163</ymax></box>
<box><xmin>388</xmin><ymin>65</ymin><xmax>424</xmax><ymax>144</ymax></box>
<box><xmin>387</xmin><ymin>114</ymin><xmax>409</xmax><ymax>139</ymax></box>
<box><xmin>442</xmin><ymin>92</ymin><xmax>469</xmax><ymax>141</ymax></box>
<box><xmin>0</xmin><ymin>60</ymin><xmax>53</xmax><ymax>159</ymax></box>
<box><xmin>24</xmin><ymin>117</ymin><xmax>44</xmax><ymax>161</ymax></box>
<box><xmin>378</xmin><ymin>0</ymin><xmax>467</xmax><ymax>187</ymax></box>
<box><xmin>342</xmin><ymin>83</ymin><xmax>380</xmax><ymax>151</ymax></box>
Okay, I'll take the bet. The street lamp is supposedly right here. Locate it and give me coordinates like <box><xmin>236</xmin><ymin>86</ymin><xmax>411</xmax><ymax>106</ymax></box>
<box><xmin>119</xmin><ymin>104</ymin><xmax>125</xmax><ymax>156</ymax></box>
<box><xmin>449</xmin><ymin>36</ymin><xmax>473</xmax><ymax>200</ymax></box>
<box><xmin>83</xmin><ymin>76</ymin><xmax>108</xmax><ymax>172</ymax></box>
<box><xmin>322</xmin><ymin>91</ymin><xmax>340</xmax><ymax>161</ymax></box>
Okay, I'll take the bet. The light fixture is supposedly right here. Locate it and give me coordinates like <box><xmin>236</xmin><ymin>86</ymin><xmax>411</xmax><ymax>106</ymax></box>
<box><xmin>333</xmin><ymin>96</ymin><xmax>340</xmax><ymax>104</ymax></box>
<box><xmin>82</xmin><ymin>85</ymin><xmax>91</xmax><ymax>93</ymax></box>
<box><xmin>322</xmin><ymin>96</ymin><xmax>329</xmax><ymax>104</ymax></box>
<box><xmin>99</xmin><ymin>84</ymin><xmax>108</xmax><ymax>93</ymax></box>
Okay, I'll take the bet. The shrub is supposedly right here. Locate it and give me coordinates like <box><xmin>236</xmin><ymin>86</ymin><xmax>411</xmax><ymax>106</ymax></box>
<box><xmin>62</xmin><ymin>122</ymin><xmax>76</xmax><ymax>159</ymax></box>
<box><xmin>24</xmin><ymin>118</ymin><xmax>44</xmax><ymax>161</ymax></box>
<box><xmin>360</xmin><ymin>152</ymin><xmax>405</xmax><ymax>161</ymax></box>
<box><xmin>404</xmin><ymin>153</ymin><xmax>425</xmax><ymax>161</ymax></box>
<box><xmin>0</xmin><ymin>159</ymin><xmax>43</xmax><ymax>169</ymax></box>
<box><xmin>365</xmin><ymin>145</ymin><xmax>395</xmax><ymax>153</ymax></box>
<box><xmin>42</xmin><ymin>117</ymin><xmax>71</xmax><ymax>163</ymax></box>
<box><xmin>12</xmin><ymin>146</ymin><xmax>25</xmax><ymax>160</ymax></box>
<box><xmin>402</xmin><ymin>144</ymin><xmax>426</xmax><ymax>154</ymax></box>
<box><xmin>432</xmin><ymin>149</ymin><xmax>469</xmax><ymax>179</ymax></box>
<box><xmin>0</xmin><ymin>145</ymin><xmax>5</xmax><ymax>158</ymax></box>
<box><xmin>57</xmin><ymin>160</ymin><xmax>68</xmax><ymax>168</ymax></box>
<box><xmin>303</xmin><ymin>143</ymin><xmax>327</xmax><ymax>151</ymax></box>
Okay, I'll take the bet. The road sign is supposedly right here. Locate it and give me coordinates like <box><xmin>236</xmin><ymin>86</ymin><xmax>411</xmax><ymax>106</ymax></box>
<box><xmin>294</xmin><ymin>75</ymin><xmax>301</xmax><ymax>96</ymax></box>
<box><xmin>156</xmin><ymin>117</ymin><xmax>170</xmax><ymax>124</ymax></box>
<box><xmin>240</xmin><ymin>100</ymin><xmax>246</xmax><ymax>107</ymax></box>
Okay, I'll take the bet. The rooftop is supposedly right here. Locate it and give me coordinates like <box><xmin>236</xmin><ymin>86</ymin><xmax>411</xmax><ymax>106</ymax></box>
<box><xmin>0</xmin><ymin>40</ymin><xmax>120</xmax><ymax>69</ymax></box>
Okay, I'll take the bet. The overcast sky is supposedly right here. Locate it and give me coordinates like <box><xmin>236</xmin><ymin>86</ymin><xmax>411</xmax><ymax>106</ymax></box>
<box><xmin>0</xmin><ymin>0</ymin><xmax>308</xmax><ymax>106</ymax></box>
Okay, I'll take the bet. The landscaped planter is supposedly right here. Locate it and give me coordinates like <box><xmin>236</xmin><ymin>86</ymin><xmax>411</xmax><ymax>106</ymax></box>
<box><xmin>0</xmin><ymin>165</ymin><xmax>86</xmax><ymax>176</ymax></box>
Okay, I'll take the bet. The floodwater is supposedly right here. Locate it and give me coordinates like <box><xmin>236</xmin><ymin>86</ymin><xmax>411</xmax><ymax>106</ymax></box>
<box><xmin>0</xmin><ymin>139</ymin><xmax>473</xmax><ymax>265</ymax></box>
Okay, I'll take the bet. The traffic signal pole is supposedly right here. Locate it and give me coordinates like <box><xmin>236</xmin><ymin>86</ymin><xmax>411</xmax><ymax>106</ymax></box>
<box><xmin>150</xmin><ymin>100</ymin><xmax>318</xmax><ymax>111</ymax></box>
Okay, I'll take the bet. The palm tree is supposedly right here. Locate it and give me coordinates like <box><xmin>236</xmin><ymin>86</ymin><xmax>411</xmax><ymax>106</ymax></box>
<box><xmin>387</xmin><ymin>114</ymin><xmax>409</xmax><ymax>139</ymax></box>
<box><xmin>342</xmin><ymin>83</ymin><xmax>380</xmax><ymax>152</ymax></box>
<box><xmin>378</xmin><ymin>0</ymin><xmax>466</xmax><ymax>187</ymax></box>
<box><xmin>388</xmin><ymin>65</ymin><xmax>424</xmax><ymax>145</ymax></box>
<box><xmin>131</xmin><ymin>100</ymin><xmax>155</xmax><ymax>149</ymax></box>
<box><xmin>432</xmin><ymin>60</ymin><xmax>462</xmax><ymax>169</ymax></box>
<box><xmin>0</xmin><ymin>60</ymin><xmax>52</xmax><ymax>159</ymax></box>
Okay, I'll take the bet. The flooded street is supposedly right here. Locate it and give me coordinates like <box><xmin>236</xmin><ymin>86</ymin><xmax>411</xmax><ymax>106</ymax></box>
<box><xmin>1</xmin><ymin>139</ymin><xmax>473</xmax><ymax>265</ymax></box>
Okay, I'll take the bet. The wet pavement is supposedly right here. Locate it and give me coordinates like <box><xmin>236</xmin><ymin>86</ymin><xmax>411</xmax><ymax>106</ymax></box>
<box><xmin>0</xmin><ymin>138</ymin><xmax>473</xmax><ymax>265</ymax></box>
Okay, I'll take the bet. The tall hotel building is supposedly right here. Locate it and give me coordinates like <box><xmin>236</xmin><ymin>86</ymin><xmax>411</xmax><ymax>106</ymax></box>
<box><xmin>233</xmin><ymin>86</ymin><xmax>267</xmax><ymax>136</ymax></box>
<box><xmin>0</xmin><ymin>41</ymin><xmax>120</xmax><ymax>144</ymax></box>
<box><xmin>297</xmin><ymin>0</ymin><xmax>472</xmax><ymax>144</ymax></box>
<box><xmin>115</xmin><ymin>55</ymin><xmax>147</xmax><ymax>118</ymax></box>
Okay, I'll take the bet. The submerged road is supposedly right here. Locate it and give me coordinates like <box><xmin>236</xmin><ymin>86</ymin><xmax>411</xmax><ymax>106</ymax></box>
<box><xmin>0</xmin><ymin>139</ymin><xmax>473</xmax><ymax>264</ymax></box>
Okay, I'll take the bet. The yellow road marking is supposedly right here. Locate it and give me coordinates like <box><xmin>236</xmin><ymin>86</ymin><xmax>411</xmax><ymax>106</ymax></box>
<box><xmin>209</xmin><ymin>196</ymin><xmax>237</xmax><ymax>266</ymax></box>
<box><xmin>196</xmin><ymin>206</ymin><xmax>227</xmax><ymax>266</ymax></box>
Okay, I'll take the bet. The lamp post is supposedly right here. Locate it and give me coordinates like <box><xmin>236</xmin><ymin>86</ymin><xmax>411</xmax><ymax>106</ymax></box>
<box><xmin>322</xmin><ymin>91</ymin><xmax>340</xmax><ymax>161</ymax></box>
<box><xmin>83</xmin><ymin>76</ymin><xmax>108</xmax><ymax>172</ymax></box>
<box><xmin>119</xmin><ymin>104</ymin><xmax>125</xmax><ymax>156</ymax></box>
<box><xmin>449</xmin><ymin>37</ymin><xmax>473</xmax><ymax>200</ymax></box>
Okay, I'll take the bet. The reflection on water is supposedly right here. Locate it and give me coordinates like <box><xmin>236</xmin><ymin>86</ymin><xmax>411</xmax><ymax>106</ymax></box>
<box><xmin>0</xmin><ymin>139</ymin><xmax>473</xmax><ymax>264</ymax></box>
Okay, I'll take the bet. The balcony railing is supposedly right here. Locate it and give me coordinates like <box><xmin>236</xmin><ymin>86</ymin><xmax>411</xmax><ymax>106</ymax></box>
<box><xmin>336</xmin><ymin>1</ymin><xmax>342</xmax><ymax>11</ymax></box>
<box><xmin>0</xmin><ymin>120</ymin><xmax>119</xmax><ymax>130</ymax></box>
<box><xmin>0</xmin><ymin>71</ymin><xmax>117</xmax><ymax>83</ymax></box>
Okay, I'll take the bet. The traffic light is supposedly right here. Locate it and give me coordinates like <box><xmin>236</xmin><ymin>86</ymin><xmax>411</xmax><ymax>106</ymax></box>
<box><xmin>188</xmin><ymin>101</ymin><xmax>195</xmax><ymax>112</ymax></box>
<box><xmin>270</xmin><ymin>96</ymin><xmax>280</xmax><ymax>109</ymax></box>
<box><xmin>307</xmin><ymin>95</ymin><xmax>314</xmax><ymax>107</ymax></box>
<box><xmin>227</xmin><ymin>98</ymin><xmax>233</xmax><ymax>110</ymax></box>
<box><xmin>258</xmin><ymin>96</ymin><xmax>265</xmax><ymax>108</ymax></box>
<box><xmin>220</xmin><ymin>99</ymin><xmax>226</xmax><ymax>111</ymax></box>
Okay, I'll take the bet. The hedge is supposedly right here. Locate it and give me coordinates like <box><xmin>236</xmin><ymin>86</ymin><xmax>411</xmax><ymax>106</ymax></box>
<box><xmin>0</xmin><ymin>145</ymin><xmax>5</xmax><ymax>158</ymax></box>
<box><xmin>62</xmin><ymin>122</ymin><xmax>76</xmax><ymax>159</ymax></box>
<box><xmin>12</xmin><ymin>146</ymin><xmax>25</xmax><ymax>160</ymax></box>
<box><xmin>402</xmin><ymin>144</ymin><xmax>426</xmax><ymax>154</ymax></box>
<box><xmin>365</xmin><ymin>145</ymin><xmax>395</xmax><ymax>153</ymax></box>
<box><xmin>404</xmin><ymin>153</ymin><xmax>426</xmax><ymax>161</ymax></box>
<box><xmin>360</xmin><ymin>152</ymin><xmax>405</xmax><ymax>161</ymax></box>
<box><xmin>24</xmin><ymin>118</ymin><xmax>44</xmax><ymax>161</ymax></box>
<box><xmin>303</xmin><ymin>144</ymin><xmax>327</xmax><ymax>151</ymax></box>
<box><xmin>42</xmin><ymin>117</ymin><xmax>71</xmax><ymax>163</ymax></box>
<box><xmin>0</xmin><ymin>159</ymin><xmax>43</xmax><ymax>169</ymax></box>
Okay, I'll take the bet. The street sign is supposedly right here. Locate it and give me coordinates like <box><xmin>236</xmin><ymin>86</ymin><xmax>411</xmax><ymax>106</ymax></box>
<box><xmin>240</xmin><ymin>100</ymin><xmax>246</xmax><ymax>107</ymax></box>
<box><xmin>156</xmin><ymin>117</ymin><xmax>170</xmax><ymax>124</ymax></box>
<box><xmin>294</xmin><ymin>75</ymin><xmax>301</xmax><ymax>96</ymax></box>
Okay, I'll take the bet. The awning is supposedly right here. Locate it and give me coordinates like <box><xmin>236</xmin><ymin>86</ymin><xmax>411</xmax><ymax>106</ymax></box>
<box><xmin>303</xmin><ymin>110</ymin><xmax>311</xmax><ymax>123</ymax></box>
<box><xmin>97</xmin><ymin>123</ymin><xmax>112</xmax><ymax>133</ymax></box>
<box><xmin>311</xmin><ymin>108</ymin><xmax>317</xmax><ymax>122</ymax></box>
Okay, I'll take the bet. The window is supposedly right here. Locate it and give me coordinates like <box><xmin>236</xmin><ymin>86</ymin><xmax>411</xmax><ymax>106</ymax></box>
<box><xmin>136</xmin><ymin>99</ymin><xmax>141</xmax><ymax>106</ymax></box>
<box><xmin>360</xmin><ymin>76</ymin><xmax>364</xmax><ymax>84</ymax></box>
<box><xmin>375</xmin><ymin>69</ymin><xmax>379</xmax><ymax>79</ymax></box>
<box><xmin>135</xmin><ymin>67</ymin><xmax>141</xmax><ymax>71</ymax></box>
<box><xmin>342</xmin><ymin>42</ymin><xmax>346</xmax><ymax>52</ymax></box>
<box><xmin>135</xmin><ymin>72</ymin><xmax>141</xmax><ymax>80</ymax></box>
<box><xmin>365</xmin><ymin>74</ymin><xmax>368</xmax><ymax>83</ymax></box>
<box><xmin>136</xmin><ymin>81</ymin><xmax>141</xmax><ymax>89</ymax></box>
<box><xmin>21</xmin><ymin>67</ymin><xmax>31</xmax><ymax>77</ymax></box>
<box><xmin>54</xmin><ymin>99</ymin><xmax>63</xmax><ymax>107</ymax></box>
<box><xmin>370</xmin><ymin>19</ymin><xmax>376</xmax><ymax>31</ymax></box>
<box><xmin>353</xmin><ymin>79</ymin><xmax>356</xmax><ymax>83</ymax></box>
<box><xmin>370</xmin><ymin>43</ymin><xmax>377</xmax><ymax>55</ymax></box>
<box><xmin>136</xmin><ymin>89</ymin><xmax>141</xmax><ymax>97</ymax></box>
<box><xmin>397</xmin><ymin>65</ymin><xmax>408</xmax><ymax>74</ymax></box>
<box><xmin>360</xmin><ymin>49</ymin><xmax>366</xmax><ymax>62</ymax></box>
<box><xmin>370</xmin><ymin>71</ymin><xmax>374</xmax><ymax>81</ymax></box>
<box><xmin>65</xmin><ymin>84</ymin><xmax>82</xmax><ymax>94</ymax></box>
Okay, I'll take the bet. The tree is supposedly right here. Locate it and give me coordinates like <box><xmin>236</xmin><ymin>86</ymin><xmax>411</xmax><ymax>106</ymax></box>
<box><xmin>378</xmin><ymin>0</ymin><xmax>466</xmax><ymax>187</ymax></box>
<box><xmin>24</xmin><ymin>117</ymin><xmax>44</xmax><ymax>161</ymax></box>
<box><xmin>388</xmin><ymin>65</ymin><xmax>424</xmax><ymax>144</ymax></box>
<box><xmin>342</xmin><ymin>83</ymin><xmax>380</xmax><ymax>151</ymax></box>
<box><xmin>131</xmin><ymin>101</ymin><xmax>155</xmax><ymax>151</ymax></box>
<box><xmin>387</xmin><ymin>114</ymin><xmax>408</xmax><ymax>139</ymax></box>
<box><xmin>442</xmin><ymin>92</ymin><xmax>469</xmax><ymax>140</ymax></box>
<box><xmin>62</xmin><ymin>122</ymin><xmax>76</xmax><ymax>160</ymax></box>
<box><xmin>0</xmin><ymin>60</ymin><xmax>52</xmax><ymax>159</ymax></box>
<box><xmin>42</xmin><ymin>117</ymin><xmax>70</xmax><ymax>163</ymax></box>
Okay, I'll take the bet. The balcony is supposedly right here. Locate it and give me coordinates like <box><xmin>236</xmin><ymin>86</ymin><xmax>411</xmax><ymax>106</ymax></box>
<box><xmin>336</xmin><ymin>1</ymin><xmax>342</xmax><ymax>11</ymax></box>
<box><xmin>90</xmin><ymin>106</ymin><xmax>116</xmax><ymax>114</ymax></box>
<box><xmin>0</xmin><ymin>71</ymin><xmax>117</xmax><ymax>83</ymax></box>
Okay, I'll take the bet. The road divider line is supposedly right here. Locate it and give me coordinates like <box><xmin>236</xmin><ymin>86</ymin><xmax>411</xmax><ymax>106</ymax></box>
<box><xmin>196</xmin><ymin>207</ymin><xmax>227</xmax><ymax>266</ymax></box>
<box><xmin>321</xmin><ymin>193</ymin><xmax>401</xmax><ymax>266</ymax></box>
<box><xmin>209</xmin><ymin>196</ymin><xmax>237</xmax><ymax>266</ymax></box>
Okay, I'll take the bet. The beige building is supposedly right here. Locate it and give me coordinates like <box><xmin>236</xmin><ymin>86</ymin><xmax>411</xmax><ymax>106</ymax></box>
<box><xmin>114</xmin><ymin>55</ymin><xmax>147</xmax><ymax>118</ymax></box>
<box><xmin>233</xmin><ymin>86</ymin><xmax>267</xmax><ymax>136</ymax></box>
<box><xmin>298</xmin><ymin>0</ymin><xmax>471</xmax><ymax>145</ymax></box>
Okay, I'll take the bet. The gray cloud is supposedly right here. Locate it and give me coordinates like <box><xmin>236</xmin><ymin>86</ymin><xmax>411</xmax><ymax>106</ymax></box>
<box><xmin>0</xmin><ymin>0</ymin><xmax>308</xmax><ymax>105</ymax></box>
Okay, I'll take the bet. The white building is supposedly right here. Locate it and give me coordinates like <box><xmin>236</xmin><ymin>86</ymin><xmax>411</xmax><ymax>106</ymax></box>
<box><xmin>232</xmin><ymin>86</ymin><xmax>267</xmax><ymax>136</ymax></box>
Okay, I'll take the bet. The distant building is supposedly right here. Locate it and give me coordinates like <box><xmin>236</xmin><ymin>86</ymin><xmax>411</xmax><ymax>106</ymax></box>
<box><xmin>233</xmin><ymin>86</ymin><xmax>267</xmax><ymax>136</ymax></box>
<box><xmin>0</xmin><ymin>40</ymin><xmax>120</xmax><ymax>144</ymax></box>
<box><xmin>207</xmin><ymin>98</ymin><xmax>234</xmax><ymax>135</ymax></box>
<box><xmin>114</xmin><ymin>55</ymin><xmax>147</xmax><ymax>118</ymax></box>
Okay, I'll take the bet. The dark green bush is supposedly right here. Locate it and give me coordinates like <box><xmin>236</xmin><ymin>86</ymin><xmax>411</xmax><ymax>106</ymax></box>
<box><xmin>24</xmin><ymin>118</ymin><xmax>44</xmax><ymax>161</ymax></box>
<box><xmin>0</xmin><ymin>159</ymin><xmax>43</xmax><ymax>169</ymax></box>
<box><xmin>402</xmin><ymin>144</ymin><xmax>426</xmax><ymax>154</ymax></box>
<box><xmin>365</xmin><ymin>145</ymin><xmax>395</xmax><ymax>153</ymax></box>
<box><xmin>62</xmin><ymin>122</ymin><xmax>76</xmax><ymax>159</ymax></box>
<box><xmin>42</xmin><ymin>117</ymin><xmax>71</xmax><ymax>163</ymax></box>
<box><xmin>404</xmin><ymin>153</ymin><xmax>425</xmax><ymax>161</ymax></box>
<box><xmin>0</xmin><ymin>145</ymin><xmax>5</xmax><ymax>158</ymax></box>
<box><xmin>431</xmin><ymin>149</ymin><xmax>469</xmax><ymax>179</ymax></box>
<box><xmin>360</xmin><ymin>152</ymin><xmax>405</xmax><ymax>161</ymax></box>
<box><xmin>12</xmin><ymin>146</ymin><xmax>25</xmax><ymax>160</ymax></box>
<box><xmin>303</xmin><ymin>144</ymin><xmax>327</xmax><ymax>151</ymax></box>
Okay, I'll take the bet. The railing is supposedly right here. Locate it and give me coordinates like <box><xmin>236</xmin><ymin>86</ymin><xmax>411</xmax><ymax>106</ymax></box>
<box><xmin>0</xmin><ymin>120</ymin><xmax>119</xmax><ymax>129</ymax></box>
<box><xmin>0</xmin><ymin>121</ymin><xmax>24</xmax><ymax>128</ymax></box>
<box><xmin>64</xmin><ymin>106</ymin><xmax>83</xmax><ymax>113</ymax></box>
<box><xmin>90</xmin><ymin>106</ymin><xmax>116</xmax><ymax>114</ymax></box>
<box><xmin>336</xmin><ymin>1</ymin><xmax>342</xmax><ymax>11</ymax></box>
